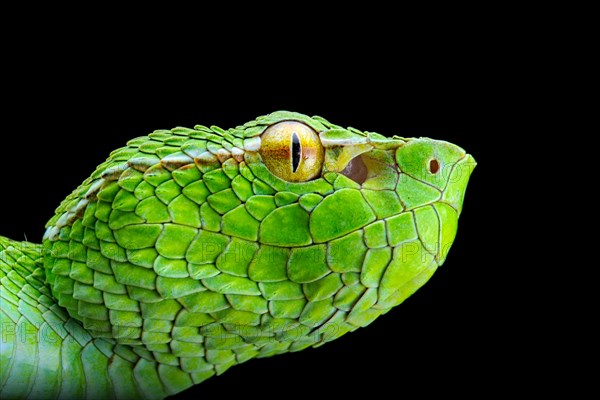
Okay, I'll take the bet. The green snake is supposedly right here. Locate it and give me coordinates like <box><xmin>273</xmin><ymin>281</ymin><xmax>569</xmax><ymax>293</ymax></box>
<box><xmin>0</xmin><ymin>111</ymin><xmax>475</xmax><ymax>399</ymax></box>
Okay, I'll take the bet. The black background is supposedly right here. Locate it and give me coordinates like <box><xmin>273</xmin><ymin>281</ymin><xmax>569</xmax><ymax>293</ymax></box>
<box><xmin>1</xmin><ymin>64</ymin><xmax>528</xmax><ymax>397</ymax></box>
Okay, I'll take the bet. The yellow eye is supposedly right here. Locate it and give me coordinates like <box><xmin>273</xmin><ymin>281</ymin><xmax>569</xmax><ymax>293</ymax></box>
<box><xmin>259</xmin><ymin>121</ymin><xmax>324</xmax><ymax>182</ymax></box>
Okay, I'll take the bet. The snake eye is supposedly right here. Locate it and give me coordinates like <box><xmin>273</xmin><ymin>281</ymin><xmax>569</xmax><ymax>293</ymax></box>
<box><xmin>259</xmin><ymin>121</ymin><xmax>324</xmax><ymax>182</ymax></box>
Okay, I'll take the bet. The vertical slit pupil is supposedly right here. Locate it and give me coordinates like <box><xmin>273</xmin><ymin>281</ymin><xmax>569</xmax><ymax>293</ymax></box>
<box><xmin>292</xmin><ymin>132</ymin><xmax>301</xmax><ymax>173</ymax></box>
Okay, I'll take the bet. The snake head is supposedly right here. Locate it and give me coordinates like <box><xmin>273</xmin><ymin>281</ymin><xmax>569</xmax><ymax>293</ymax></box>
<box><xmin>245</xmin><ymin>113</ymin><xmax>476</xmax><ymax>316</ymax></box>
<box><xmin>42</xmin><ymin>111</ymin><xmax>476</xmax><ymax>366</ymax></box>
<box><xmin>251</xmin><ymin>115</ymin><xmax>476</xmax><ymax>256</ymax></box>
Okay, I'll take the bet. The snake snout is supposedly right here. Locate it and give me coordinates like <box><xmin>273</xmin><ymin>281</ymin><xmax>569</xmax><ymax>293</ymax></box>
<box><xmin>441</xmin><ymin>154</ymin><xmax>476</xmax><ymax>214</ymax></box>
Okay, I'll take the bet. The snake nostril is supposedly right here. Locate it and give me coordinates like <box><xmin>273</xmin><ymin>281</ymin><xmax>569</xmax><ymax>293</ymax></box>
<box><xmin>340</xmin><ymin>155</ymin><xmax>368</xmax><ymax>184</ymax></box>
<box><xmin>429</xmin><ymin>159</ymin><xmax>440</xmax><ymax>174</ymax></box>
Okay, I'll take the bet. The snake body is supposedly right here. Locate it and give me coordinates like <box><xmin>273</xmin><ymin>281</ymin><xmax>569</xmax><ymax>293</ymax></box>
<box><xmin>0</xmin><ymin>111</ymin><xmax>475</xmax><ymax>399</ymax></box>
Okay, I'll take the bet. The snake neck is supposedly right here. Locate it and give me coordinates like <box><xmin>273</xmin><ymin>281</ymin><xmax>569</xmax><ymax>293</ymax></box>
<box><xmin>1</xmin><ymin>236</ymin><xmax>195</xmax><ymax>399</ymax></box>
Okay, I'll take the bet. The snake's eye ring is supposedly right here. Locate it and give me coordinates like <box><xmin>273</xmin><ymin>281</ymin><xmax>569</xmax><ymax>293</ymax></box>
<box><xmin>428</xmin><ymin>158</ymin><xmax>440</xmax><ymax>174</ymax></box>
<box><xmin>259</xmin><ymin>121</ymin><xmax>324</xmax><ymax>182</ymax></box>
